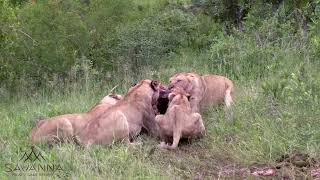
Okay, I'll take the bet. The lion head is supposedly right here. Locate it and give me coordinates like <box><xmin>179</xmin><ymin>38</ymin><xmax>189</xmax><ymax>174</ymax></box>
<box><xmin>127</xmin><ymin>79</ymin><xmax>160</xmax><ymax>97</ymax></box>
<box><xmin>168</xmin><ymin>73</ymin><xmax>198</xmax><ymax>93</ymax></box>
<box><xmin>168</xmin><ymin>87</ymin><xmax>191</xmax><ymax>104</ymax></box>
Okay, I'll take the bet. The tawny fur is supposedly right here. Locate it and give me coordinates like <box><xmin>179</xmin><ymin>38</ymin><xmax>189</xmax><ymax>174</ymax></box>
<box><xmin>155</xmin><ymin>88</ymin><xmax>205</xmax><ymax>150</ymax></box>
<box><xmin>78</xmin><ymin>80</ymin><xmax>160</xmax><ymax>147</ymax></box>
<box><xmin>30</xmin><ymin>94</ymin><xmax>122</xmax><ymax>144</ymax></box>
<box><xmin>169</xmin><ymin>72</ymin><xmax>234</xmax><ymax>113</ymax></box>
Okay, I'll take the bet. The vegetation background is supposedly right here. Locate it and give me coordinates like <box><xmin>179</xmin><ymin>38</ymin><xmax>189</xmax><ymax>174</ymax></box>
<box><xmin>1</xmin><ymin>0</ymin><xmax>319</xmax><ymax>179</ymax></box>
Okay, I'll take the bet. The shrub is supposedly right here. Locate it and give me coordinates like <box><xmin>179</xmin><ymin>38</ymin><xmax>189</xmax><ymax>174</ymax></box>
<box><xmin>84</xmin><ymin>0</ymin><xmax>145</xmax><ymax>71</ymax></box>
<box><xmin>0</xmin><ymin>0</ymin><xmax>91</xmax><ymax>92</ymax></box>
<box><xmin>113</xmin><ymin>8</ymin><xmax>201</xmax><ymax>76</ymax></box>
<box><xmin>0</xmin><ymin>0</ymin><xmax>19</xmax><ymax>90</ymax></box>
<box><xmin>16</xmin><ymin>0</ymin><xmax>89</xmax><ymax>74</ymax></box>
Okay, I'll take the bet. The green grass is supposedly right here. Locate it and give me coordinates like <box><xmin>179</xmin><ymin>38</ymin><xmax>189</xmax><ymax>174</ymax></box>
<box><xmin>1</xmin><ymin>61</ymin><xmax>319</xmax><ymax>179</ymax></box>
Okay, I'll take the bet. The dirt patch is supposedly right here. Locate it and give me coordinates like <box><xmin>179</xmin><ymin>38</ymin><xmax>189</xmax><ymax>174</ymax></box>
<box><xmin>272</xmin><ymin>152</ymin><xmax>319</xmax><ymax>179</ymax></box>
<box><xmin>140</xmin><ymin>134</ymin><xmax>319</xmax><ymax>179</ymax></box>
<box><xmin>186</xmin><ymin>149</ymin><xmax>318</xmax><ymax>179</ymax></box>
<box><xmin>210</xmin><ymin>152</ymin><xmax>320</xmax><ymax>179</ymax></box>
<box><xmin>246</xmin><ymin>152</ymin><xmax>319</xmax><ymax>179</ymax></box>
<box><xmin>217</xmin><ymin>152</ymin><xmax>320</xmax><ymax>179</ymax></box>
<box><xmin>146</xmin><ymin>137</ymin><xmax>246</xmax><ymax>179</ymax></box>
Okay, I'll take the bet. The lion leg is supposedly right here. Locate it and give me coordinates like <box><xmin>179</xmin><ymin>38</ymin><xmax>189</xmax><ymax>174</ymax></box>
<box><xmin>123</xmin><ymin>137</ymin><xmax>142</xmax><ymax>146</ymax></box>
<box><xmin>224</xmin><ymin>86</ymin><xmax>234</xmax><ymax>120</ymax></box>
<box><xmin>224</xmin><ymin>88</ymin><xmax>234</xmax><ymax>120</ymax></box>
<box><xmin>121</xmin><ymin>115</ymin><xmax>141</xmax><ymax>146</ymax></box>
<box><xmin>158</xmin><ymin>141</ymin><xmax>170</xmax><ymax>149</ymax></box>
<box><xmin>55</xmin><ymin>118</ymin><xmax>74</xmax><ymax>143</ymax></box>
<box><xmin>224</xmin><ymin>88</ymin><xmax>234</xmax><ymax>108</ymax></box>
<box><xmin>168</xmin><ymin>131</ymin><xmax>181</xmax><ymax>150</ymax></box>
<box><xmin>31</xmin><ymin>118</ymin><xmax>74</xmax><ymax>144</ymax></box>
<box><xmin>159</xmin><ymin>114</ymin><xmax>181</xmax><ymax>150</ymax></box>
<box><xmin>158</xmin><ymin>136</ymin><xmax>181</xmax><ymax>150</ymax></box>
<box><xmin>157</xmin><ymin>122</ymin><xmax>181</xmax><ymax>150</ymax></box>
<box><xmin>72</xmin><ymin>135</ymin><xmax>82</xmax><ymax>147</ymax></box>
<box><xmin>192</xmin><ymin>113</ymin><xmax>206</xmax><ymax>137</ymax></box>
<box><xmin>189</xmin><ymin>97</ymin><xmax>201</xmax><ymax>113</ymax></box>
<box><xmin>155</xmin><ymin>115</ymin><xmax>165</xmax><ymax>139</ymax></box>
<box><xmin>123</xmin><ymin>133</ymin><xmax>142</xmax><ymax>146</ymax></box>
<box><xmin>123</xmin><ymin>125</ymin><xmax>140</xmax><ymax>146</ymax></box>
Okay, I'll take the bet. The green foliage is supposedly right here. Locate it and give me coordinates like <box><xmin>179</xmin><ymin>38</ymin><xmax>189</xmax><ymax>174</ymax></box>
<box><xmin>2</xmin><ymin>0</ymin><xmax>318</xmax><ymax>92</ymax></box>
<box><xmin>84</xmin><ymin>0</ymin><xmax>146</xmax><ymax>71</ymax></box>
<box><xmin>1</xmin><ymin>0</ymin><xmax>90</xmax><ymax>91</ymax></box>
<box><xmin>309</xmin><ymin>1</ymin><xmax>320</xmax><ymax>59</ymax></box>
<box><xmin>18</xmin><ymin>0</ymin><xmax>89</xmax><ymax>72</ymax></box>
<box><xmin>112</xmin><ymin>7</ymin><xmax>218</xmax><ymax>78</ymax></box>
<box><xmin>0</xmin><ymin>0</ymin><xmax>18</xmax><ymax>88</ymax></box>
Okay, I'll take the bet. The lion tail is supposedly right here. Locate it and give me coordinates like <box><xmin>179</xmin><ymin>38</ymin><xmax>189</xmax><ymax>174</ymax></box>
<box><xmin>224</xmin><ymin>80</ymin><xmax>234</xmax><ymax>108</ymax></box>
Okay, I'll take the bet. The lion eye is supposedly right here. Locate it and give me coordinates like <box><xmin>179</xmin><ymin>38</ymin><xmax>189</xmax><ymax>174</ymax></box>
<box><xmin>132</xmin><ymin>82</ymin><xmax>137</xmax><ymax>87</ymax></box>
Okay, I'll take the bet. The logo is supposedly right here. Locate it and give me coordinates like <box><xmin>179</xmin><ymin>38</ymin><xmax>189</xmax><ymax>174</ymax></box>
<box><xmin>4</xmin><ymin>146</ymin><xmax>70</xmax><ymax>177</ymax></box>
<box><xmin>19</xmin><ymin>146</ymin><xmax>46</xmax><ymax>162</ymax></box>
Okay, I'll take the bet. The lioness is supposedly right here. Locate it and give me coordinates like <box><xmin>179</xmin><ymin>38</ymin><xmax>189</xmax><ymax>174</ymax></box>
<box><xmin>155</xmin><ymin>88</ymin><xmax>205</xmax><ymax>150</ymax></box>
<box><xmin>30</xmin><ymin>94</ymin><xmax>122</xmax><ymax>144</ymax></box>
<box><xmin>78</xmin><ymin>80</ymin><xmax>160</xmax><ymax>146</ymax></box>
<box><xmin>168</xmin><ymin>72</ymin><xmax>234</xmax><ymax>113</ymax></box>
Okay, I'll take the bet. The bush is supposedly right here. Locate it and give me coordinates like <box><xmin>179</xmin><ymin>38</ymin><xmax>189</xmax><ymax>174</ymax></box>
<box><xmin>113</xmin><ymin>8</ymin><xmax>201</xmax><ymax>76</ymax></box>
<box><xmin>0</xmin><ymin>0</ymin><xmax>19</xmax><ymax>90</ymax></box>
<box><xmin>0</xmin><ymin>0</ymin><xmax>91</xmax><ymax>92</ymax></box>
<box><xmin>18</xmin><ymin>1</ymin><xmax>89</xmax><ymax>73</ymax></box>
<box><xmin>84</xmin><ymin>0</ymin><xmax>145</xmax><ymax>71</ymax></box>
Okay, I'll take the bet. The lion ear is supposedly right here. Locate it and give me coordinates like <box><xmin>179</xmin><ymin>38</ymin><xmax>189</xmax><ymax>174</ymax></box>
<box><xmin>108</xmin><ymin>93</ymin><xmax>117</xmax><ymax>99</ymax></box>
<box><xmin>168</xmin><ymin>92</ymin><xmax>175</xmax><ymax>101</ymax></box>
<box><xmin>151</xmin><ymin>80</ymin><xmax>159</xmax><ymax>91</ymax></box>
<box><xmin>109</xmin><ymin>94</ymin><xmax>122</xmax><ymax>100</ymax></box>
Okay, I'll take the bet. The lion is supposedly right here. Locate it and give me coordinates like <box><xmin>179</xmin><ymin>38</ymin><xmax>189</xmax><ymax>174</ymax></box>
<box><xmin>30</xmin><ymin>93</ymin><xmax>122</xmax><ymax>144</ymax></box>
<box><xmin>168</xmin><ymin>72</ymin><xmax>234</xmax><ymax>113</ymax></box>
<box><xmin>78</xmin><ymin>80</ymin><xmax>160</xmax><ymax>146</ymax></box>
<box><xmin>155</xmin><ymin>87</ymin><xmax>205</xmax><ymax>150</ymax></box>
